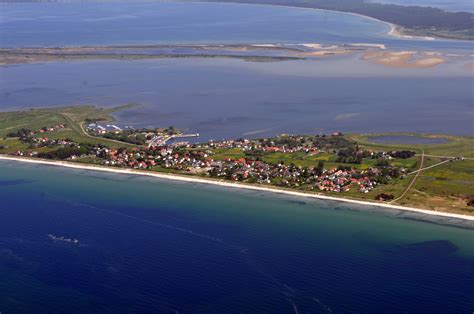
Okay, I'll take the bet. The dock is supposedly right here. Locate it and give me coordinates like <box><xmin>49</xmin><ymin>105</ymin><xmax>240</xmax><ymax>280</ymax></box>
<box><xmin>148</xmin><ymin>133</ymin><xmax>199</xmax><ymax>148</ymax></box>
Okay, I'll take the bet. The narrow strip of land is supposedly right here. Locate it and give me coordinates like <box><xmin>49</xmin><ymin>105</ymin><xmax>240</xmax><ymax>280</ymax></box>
<box><xmin>1</xmin><ymin>155</ymin><xmax>473</xmax><ymax>222</ymax></box>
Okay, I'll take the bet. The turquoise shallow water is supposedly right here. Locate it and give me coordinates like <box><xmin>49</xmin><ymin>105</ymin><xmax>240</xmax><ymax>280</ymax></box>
<box><xmin>0</xmin><ymin>160</ymin><xmax>473</xmax><ymax>312</ymax></box>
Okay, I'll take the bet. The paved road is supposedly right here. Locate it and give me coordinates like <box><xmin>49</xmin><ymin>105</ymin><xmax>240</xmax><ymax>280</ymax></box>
<box><xmin>60</xmin><ymin>113</ymin><xmax>139</xmax><ymax>147</ymax></box>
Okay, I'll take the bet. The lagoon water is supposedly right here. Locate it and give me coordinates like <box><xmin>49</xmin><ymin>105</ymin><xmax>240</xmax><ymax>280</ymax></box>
<box><xmin>1</xmin><ymin>58</ymin><xmax>473</xmax><ymax>140</ymax></box>
<box><xmin>1</xmin><ymin>2</ymin><xmax>473</xmax><ymax>140</ymax></box>
<box><xmin>1</xmin><ymin>160</ymin><xmax>474</xmax><ymax>312</ymax></box>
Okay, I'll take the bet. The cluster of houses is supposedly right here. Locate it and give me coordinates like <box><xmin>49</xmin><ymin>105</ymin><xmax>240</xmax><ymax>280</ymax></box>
<box><xmin>316</xmin><ymin>170</ymin><xmax>377</xmax><ymax>193</ymax></box>
<box><xmin>9</xmin><ymin>124</ymin><xmax>73</xmax><ymax>148</ymax></box>
<box><xmin>10</xmin><ymin>124</ymin><xmax>67</xmax><ymax>140</ymax></box>
<box><xmin>192</xmin><ymin>137</ymin><xmax>323</xmax><ymax>155</ymax></box>
<box><xmin>32</xmin><ymin>124</ymin><xmax>67</xmax><ymax>134</ymax></box>
<box><xmin>91</xmin><ymin>144</ymin><xmax>384</xmax><ymax>193</ymax></box>
<box><xmin>97</xmin><ymin>146</ymin><xmax>212</xmax><ymax>173</ymax></box>
<box><xmin>207</xmin><ymin>156</ymin><xmax>379</xmax><ymax>193</ymax></box>
<box><xmin>8</xmin><ymin>129</ymin><xmax>407</xmax><ymax>195</ymax></box>
<box><xmin>371</xmin><ymin>150</ymin><xmax>416</xmax><ymax>160</ymax></box>
<box><xmin>86</xmin><ymin>123</ymin><xmax>122</xmax><ymax>135</ymax></box>
<box><xmin>26</xmin><ymin>137</ymin><xmax>75</xmax><ymax>148</ymax></box>
<box><xmin>85</xmin><ymin>124</ymin><xmax>191</xmax><ymax>147</ymax></box>
<box><xmin>12</xmin><ymin>150</ymin><xmax>39</xmax><ymax>157</ymax></box>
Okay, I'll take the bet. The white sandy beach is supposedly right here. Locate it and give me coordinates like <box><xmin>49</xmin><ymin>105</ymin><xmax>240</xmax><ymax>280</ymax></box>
<box><xmin>386</xmin><ymin>22</ymin><xmax>435</xmax><ymax>41</ymax></box>
<box><xmin>1</xmin><ymin>155</ymin><xmax>473</xmax><ymax>222</ymax></box>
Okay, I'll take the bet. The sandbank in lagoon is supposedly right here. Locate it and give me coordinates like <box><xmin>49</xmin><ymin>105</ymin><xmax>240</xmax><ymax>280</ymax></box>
<box><xmin>363</xmin><ymin>51</ymin><xmax>445</xmax><ymax>68</ymax></box>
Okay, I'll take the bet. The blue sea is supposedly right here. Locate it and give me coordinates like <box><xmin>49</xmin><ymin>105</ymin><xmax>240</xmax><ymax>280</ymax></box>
<box><xmin>0</xmin><ymin>160</ymin><xmax>473</xmax><ymax>312</ymax></box>
<box><xmin>1</xmin><ymin>3</ymin><xmax>474</xmax><ymax>312</ymax></box>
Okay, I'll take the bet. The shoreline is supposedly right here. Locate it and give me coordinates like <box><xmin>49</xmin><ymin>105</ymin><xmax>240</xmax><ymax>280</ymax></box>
<box><xmin>386</xmin><ymin>23</ymin><xmax>435</xmax><ymax>41</ymax></box>
<box><xmin>1</xmin><ymin>155</ymin><xmax>473</xmax><ymax>222</ymax></box>
<box><xmin>0</xmin><ymin>1</ymin><xmax>437</xmax><ymax>47</ymax></box>
<box><xmin>189</xmin><ymin>1</ymin><xmax>435</xmax><ymax>41</ymax></box>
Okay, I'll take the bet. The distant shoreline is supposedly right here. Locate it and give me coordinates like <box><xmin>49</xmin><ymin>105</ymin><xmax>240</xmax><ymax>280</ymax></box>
<box><xmin>187</xmin><ymin>1</ymin><xmax>469</xmax><ymax>40</ymax></box>
<box><xmin>186</xmin><ymin>1</ymin><xmax>434</xmax><ymax>41</ymax></box>
<box><xmin>0</xmin><ymin>1</ymin><xmax>435</xmax><ymax>43</ymax></box>
<box><xmin>1</xmin><ymin>155</ymin><xmax>473</xmax><ymax>223</ymax></box>
<box><xmin>1</xmin><ymin>1</ymin><xmax>471</xmax><ymax>41</ymax></box>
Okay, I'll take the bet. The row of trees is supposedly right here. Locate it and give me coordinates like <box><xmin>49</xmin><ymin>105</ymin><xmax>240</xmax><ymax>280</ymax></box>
<box><xmin>37</xmin><ymin>143</ymin><xmax>100</xmax><ymax>160</ymax></box>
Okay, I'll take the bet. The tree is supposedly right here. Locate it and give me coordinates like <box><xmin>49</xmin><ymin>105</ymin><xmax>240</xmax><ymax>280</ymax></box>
<box><xmin>376</xmin><ymin>158</ymin><xmax>390</xmax><ymax>167</ymax></box>
<box><xmin>315</xmin><ymin>160</ymin><xmax>325</xmax><ymax>176</ymax></box>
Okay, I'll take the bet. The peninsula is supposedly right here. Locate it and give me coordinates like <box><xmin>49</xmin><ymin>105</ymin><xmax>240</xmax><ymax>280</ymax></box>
<box><xmin>1</xmin><ymin>105</ymin><xmax>473</xmax><ymax>218</ymax></box>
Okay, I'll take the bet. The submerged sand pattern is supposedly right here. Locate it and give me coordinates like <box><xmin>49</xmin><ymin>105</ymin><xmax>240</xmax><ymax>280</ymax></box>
<box><xmin>363</xmin><ymin>51</ymin><xmax>445</xmax><ymax>68</ymax></box>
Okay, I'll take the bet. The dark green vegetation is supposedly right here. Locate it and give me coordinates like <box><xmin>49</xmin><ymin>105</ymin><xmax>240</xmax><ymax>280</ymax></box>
<box><xmin>0</xmin><ymin>107</ymin><xmax>473</xmax><ymax>215</ymax></box>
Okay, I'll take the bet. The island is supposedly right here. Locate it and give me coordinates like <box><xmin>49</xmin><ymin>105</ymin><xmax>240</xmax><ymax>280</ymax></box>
<box><xmin>1</xmin><ymin>105</ymin><xmax>473</xmax><ymax>219</ymax></box>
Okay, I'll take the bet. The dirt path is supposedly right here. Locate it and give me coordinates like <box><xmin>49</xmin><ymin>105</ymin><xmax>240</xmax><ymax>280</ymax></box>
<box><xmin>406</xmin><ymin>158</ymin><xmax>452</xmax><ymax>175</ymax></box>
<box><xmin>391</xmin><ymin>148</ymin><xmax>424</xmax><ymax>204</ymax></box>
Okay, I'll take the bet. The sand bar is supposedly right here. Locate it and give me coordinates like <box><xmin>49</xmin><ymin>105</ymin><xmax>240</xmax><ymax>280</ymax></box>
<box><xmin>363</xmin><ymin>51</ymin><xmax>445</xmax><ymax>68</ymax></box>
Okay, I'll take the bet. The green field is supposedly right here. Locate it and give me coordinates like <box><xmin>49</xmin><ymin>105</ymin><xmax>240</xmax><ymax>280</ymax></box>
<box><xmin>0</xmin><ymin>105</ymin><xmax>138</xmax><ymax>152</ymax></box>
<box><xmin>348</xmin><ymin>133</ymin><xmax>474</xmax><ymax>158</ymax></box>
<box><xmin>347</xmin><ymin>133</ymin><xmax>474</xmax><ymax>213</ymax></box>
